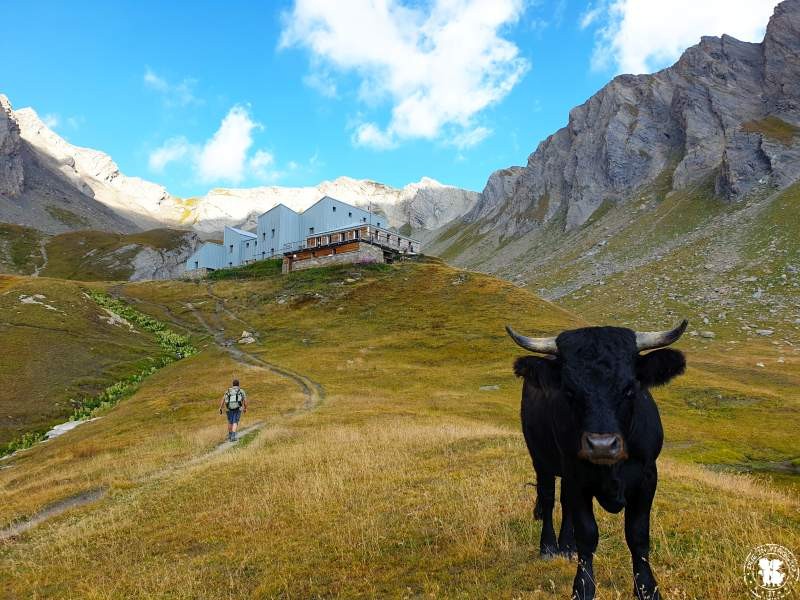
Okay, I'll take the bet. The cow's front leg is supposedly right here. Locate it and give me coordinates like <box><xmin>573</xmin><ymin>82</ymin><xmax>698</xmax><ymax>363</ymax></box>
<box><xmin>558</xmin><ymin>477</ymin><xmax>577</xmax><ymax>558</ymax></box>
<box><xmin>534</xmin><ymin>473</ymin><xmax>558</xmax><ymax>557</ymax></box>
<box><xmin>625</xmin><ymin>464</ymin><xmax>660</xmax><ymax>600</ymax></box>
<box><xmin>568</xmin><ymin>485</ymin><xmax>598</xmax><ymax>600</ymax></box>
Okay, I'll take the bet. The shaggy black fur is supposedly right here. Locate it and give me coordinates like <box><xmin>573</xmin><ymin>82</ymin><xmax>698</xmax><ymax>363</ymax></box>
<box><xmin>514</xmin><ymin>325</ymin><xmax>686</xmax><ymax>600</ymax></box>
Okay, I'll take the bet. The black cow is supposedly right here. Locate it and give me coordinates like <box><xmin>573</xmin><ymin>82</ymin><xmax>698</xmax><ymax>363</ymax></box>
<box><xmin>506</xmin><ymin>321</ymin><xmax>687</xmax><ymax>600</ymax></box>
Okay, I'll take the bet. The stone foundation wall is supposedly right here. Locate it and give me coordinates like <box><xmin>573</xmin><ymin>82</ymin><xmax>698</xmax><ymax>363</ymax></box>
<box><xmin>283</xmin><ymin>242</ymin><xmax>385</xmax><ymax>273</ymax></box>
<box><xmin>183</xmin><ymin>267</ymin><xmax>210</xmax><ymax>280</ymax></box>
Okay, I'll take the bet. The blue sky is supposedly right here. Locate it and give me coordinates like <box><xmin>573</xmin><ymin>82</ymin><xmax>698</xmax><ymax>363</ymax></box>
<box><xmin>1</xmin><ymin>0</ymin><xmax>777</xmax><ymax>197</ymax></box>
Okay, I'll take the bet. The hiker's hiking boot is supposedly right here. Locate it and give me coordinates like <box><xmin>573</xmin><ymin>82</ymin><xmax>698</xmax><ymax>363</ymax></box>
<box><xmin>232</xmin><ymin>432</ymin><xmax>238</xmax><ymax>442</ymax></box>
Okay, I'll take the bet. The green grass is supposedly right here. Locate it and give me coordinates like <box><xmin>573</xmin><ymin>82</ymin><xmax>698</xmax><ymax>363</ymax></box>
<box><xmin>437</xmin><ymin>221</ymin><xmax>487</xmax><ymax>262</ymax></box>
<box><xmin>742</xmin><ymin>115</ymin><xmax>800</xmax><ymax>145</ymax></box>
<box><xmin>45</xmin><ymin>205</ymin><xmax>89</xmax><ymax>228</ymax></box>
<box><xmin>206</xmin><ymin>258</ymin><xmax>283</xmax><ymax>280</ymax></box>
<box><xmin>0</xmin><ymin>276</ymin><xmax>165</xmax><ymax>446</ymax></box>
<box><xmin>0</xmin><ymin>223</ymin><xmax>43</xmax><ymax>274</ymax></box>
<box><xmin>39</xmin><ymin>228</ymin><xmax>189</xmax><ymax>281</ymax></box>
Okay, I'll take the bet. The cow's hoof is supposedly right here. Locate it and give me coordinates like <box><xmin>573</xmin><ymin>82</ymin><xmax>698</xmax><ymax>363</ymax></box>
<box><xmin>559</xmin><ymin>550</ymin><xmax>577</xmax><ymax>561</ymax></box>
<box><xmin>559</xmin><ymin>540</ymin><xmax>577</xmax><ymax>556</ymax></box>
<box><xmin>540</xmin><ymin>546</ymin><xmax>559</xmax><ymax>560</ymax></box>
<box><xmin>632</xmin><ymin>586</ymin><xmax>660</xmax><ymax>600</ymax></box>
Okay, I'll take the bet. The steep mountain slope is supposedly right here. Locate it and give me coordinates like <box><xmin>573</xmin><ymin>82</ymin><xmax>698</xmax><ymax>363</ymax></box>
<box><xmin>431</xmin><ymin>0</ymin><xmax>800</xmax><ymax>272</ymax></box>
<box><xmin>0</xmin><ymin>96</ymin><xmax>140</xmax><ymax>234</ymax></box>
<box><xmin>3</xmin><ymin>99</ymin><xmax>478</xmax><ymax>236</ymax></box>
<box><xmin>0</xmin><ymin>224</ymin><xmax>199</xmax><ymax>281</ymax></box>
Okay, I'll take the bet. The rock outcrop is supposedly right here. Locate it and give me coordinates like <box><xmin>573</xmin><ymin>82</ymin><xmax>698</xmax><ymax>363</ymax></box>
<box><xmin>0</xmin><ymin>97</ymin><xmax>140</xmax><ymax>234</ymax></box>
<box><xmin>466</xmin><ymin>0</ymin><xmax>800</xmax><ymax>235</ymax></box>
<box><xmin>14</xmin><ymin>108</ymin><xmax>174</xmax><ymax>230</ymax></box>
<box><xmin>129</xmin><ymin>231</ymin><xmax>200</xmax><ymax>280</ymax></box>
<box><xmin>0</xmin><ymin>96</ymin><xmax>24</xmax><ymax>198</ymax></box>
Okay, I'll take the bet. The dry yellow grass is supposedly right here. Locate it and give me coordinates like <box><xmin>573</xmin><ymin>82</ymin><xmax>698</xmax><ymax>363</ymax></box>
<box><xmin>0</xmin><ymin>260</ymin><xmax>798</xmax><ymax>598</ymax></box>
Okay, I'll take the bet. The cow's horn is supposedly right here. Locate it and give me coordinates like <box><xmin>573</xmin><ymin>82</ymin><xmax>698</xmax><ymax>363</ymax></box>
<box><xmin>505</xmin><ymin>325</ymin><xmax>559</xmax><ymax>355</ymax></box>
<box><xmin>635</xmin><ymin>319</ymin><xmax>688</xmax><ymax>351</ymax></box>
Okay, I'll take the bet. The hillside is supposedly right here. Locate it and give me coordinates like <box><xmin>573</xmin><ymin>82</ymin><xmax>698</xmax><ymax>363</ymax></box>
<box><xmin>429</xmin><ymin>0</ymin><xmax>800</xmax><ymax>325</ymax></box>
<box><xmin>0</xmin><ymin>224</ymin><xmax>199</xmax><ymax>281</ymax></box>
<box><xmin>0</xmin><ymin>275</ymin><xmax>164</xmax><ymax>447</ymax></box>
<box><xmin>0</xmin><ymin>259</ymin><xmax>797</xmax><ymax>598</ymax></box>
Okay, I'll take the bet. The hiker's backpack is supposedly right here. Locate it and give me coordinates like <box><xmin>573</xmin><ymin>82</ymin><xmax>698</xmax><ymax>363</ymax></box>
<box><xmin>225</xmin><ymin>387</ymin><xmax>243</xmax><ymax>410</ymax></box>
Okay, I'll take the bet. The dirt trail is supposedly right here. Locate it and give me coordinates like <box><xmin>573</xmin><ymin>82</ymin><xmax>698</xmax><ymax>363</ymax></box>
<box><xmin>0</xmin><ymin>421</ymin><xmax>267</xmax><ymax>542</ymax></box>
<box><xmin>0</xmin><ymin>285</ymin><xmax>324</xmax><ymax>541</ymax></box>
<box><xmin>187</xmin><ymin>283</ymin><xmax>325</xmax><ymax>410</ymax></box>
<box><xmin>0</xmin><ymin>488</ymin><xmax>106</xmax><ymax>542</ymax></box>
<box><xmin>30</xmin><ymin>238</ymin><xmax>48</xmax><ymax>277</ymax></box>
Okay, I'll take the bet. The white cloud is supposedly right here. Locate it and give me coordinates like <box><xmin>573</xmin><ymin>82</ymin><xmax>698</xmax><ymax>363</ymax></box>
<box><xmin>281</xmin><ymin>0</ymin><xmax>528</xmax><ymax>149</ymax></box>
<box><xmin>66</xmin><ymin>116</ymin><xmax>84</xmax><ymax>130</ymax></box>
<box><xmin>42</xmin><ymin>113</ymin><xmax>60</xmax><ymax>128</ymax></box>
<box><xmin>144</xmin><ymin>67</ymin><xmax>200</xmax><ymax>107</ymax></box>
<box><xmin>303</xmin><ymin>71</ymin><xmax>338</xmax><ymax>98</ymax></box>
<box><xmin>352</xmin><ymin>122</ymin><xmax>397</xmax><ymax>150</ymax></box>
<box><xmin>449</xmin><ymin>126</ymin><xmax>492</xmax><ymax>149</ymax></box>
<box><xmin>587</xmin><ymin>0</ymin><xmax>778</xmax><ymax>74</ymax></box>
<box><xmin>148</xmin><ymin>105</ymin><xmax>288</xmax><ymax>185</ymax></box>
<box><xmin>148</xmin><ymin>136</ymin><xmax>193</xmax><ymax>172</ymax></box>
<box><xmin>248</xmin><ymin>149</ymin><xmax>277</xmax><ymax>181</ymax></box>
<box><xmin>579</xmin><ymin>3</ymin><xmax>604</xmax><ymax>30</ymax></box>
<box><xmin>196</xmin><ymin>105</ymin><xmax>261</xmax><ymax>183</ymax></box>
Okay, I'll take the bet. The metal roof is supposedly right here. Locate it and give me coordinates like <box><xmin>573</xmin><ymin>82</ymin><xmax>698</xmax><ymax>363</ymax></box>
<box><xmin>226</xmin><ymin>226</ymin><xmax>257</xmax><ymax>238</ymax></box>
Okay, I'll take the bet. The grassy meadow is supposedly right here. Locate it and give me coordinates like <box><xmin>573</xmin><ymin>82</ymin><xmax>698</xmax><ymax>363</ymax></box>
<box><xmin>0</xmin><ymin>258</ymin><xmax>798</xmax><ymax>598</ymax></box>
<box><xmin>0</xmin><ymin>225</ymin><xmax>193</xmax><ymax>281</ymax></box>
<box><xmin>0</xmin><ymin>275</ymin><xmax>163</xmax><ymax>447</ymax></box>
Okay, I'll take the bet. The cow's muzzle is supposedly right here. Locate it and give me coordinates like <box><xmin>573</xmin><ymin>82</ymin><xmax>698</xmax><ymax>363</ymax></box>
<box><xmin>578</xmin><ymin>432</ymin><xmax>628</xmax><ymax>465</ymax></box>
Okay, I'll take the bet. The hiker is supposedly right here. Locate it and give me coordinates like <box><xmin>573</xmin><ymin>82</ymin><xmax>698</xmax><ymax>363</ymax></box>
<box><xmin>219</xmin><ymin>379</ymin><xmax>247</xmax><ymax>441</ymax></box>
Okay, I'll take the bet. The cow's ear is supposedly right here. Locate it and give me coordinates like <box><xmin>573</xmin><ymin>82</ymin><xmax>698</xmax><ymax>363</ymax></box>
<box><xmin>636</xmin><ymin>349</ymin><xmax>685</xmax><ymax>387</ymax></box>
<box><xmin>513</xmin><ymin>356</ymin><xmax>561</xmax><ymax>390</ymax></box>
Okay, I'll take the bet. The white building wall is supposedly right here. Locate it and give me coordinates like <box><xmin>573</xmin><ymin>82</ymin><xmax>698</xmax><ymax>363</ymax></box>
<box><xmin>186</xmin><ymin>241</ymin><xmax>226</xmax><ymax>271</ymax></box>
<box><xmin>256</xmin><ymin>204</ymin><xmax>301</xmax><ymax>258</ymax></box>
<box><xmin>188</xmin><ymin>196</ymin><xmax>419</xmax><ymax>274</ymax></box>
<box><xmin>223</xmin><ymin>227</ymin><xmax>257</xmax><ymax>267</ymax></box>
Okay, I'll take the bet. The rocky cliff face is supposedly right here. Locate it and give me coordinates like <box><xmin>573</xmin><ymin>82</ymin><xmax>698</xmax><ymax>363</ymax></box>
<box><xmin>128</xmin><ymin>231</ymin><xmax>200</xmax><ymax>280</ymax></box>
<box><xmin>465</xmin><ymin>0</ymin><xmax>800</xmax><ymax>237</ymax></box>
<box><xmin>0</xmin><ymin>97</ymin><xmax>141</xmax><ymax>234</ymax></box>
<box><xmin>0</xmin><ymin>96</ymin><xmax>24</xmax><ymax>198</ymax></box>
<box><xmin>14</xmin><ymin>108</ymin><xmax>174</xmax><ymax>230</ymax></box>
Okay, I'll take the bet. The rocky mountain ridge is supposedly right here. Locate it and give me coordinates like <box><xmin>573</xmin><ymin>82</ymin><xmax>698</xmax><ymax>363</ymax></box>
<box><xmin>0</xmin><ymin>96</ymin><xmax>138</xmax><ymax>234</ymax></box>
<box><xmin>1</xmin><ymin>99</ymin><xmax>478</xmax><ymax>237</ymax></box>
<box><xmin>431</xmin><ymin>0</ymin><xmax>800</xmax><ymax>276</ymax></box>
<box><xmin>185</xmin><ymin>175</ymin><xmax>478</xmax><ymax>235</ymax></box>
<box><xmin>458</xmin><ymin>0</ymin><xmax>800</xmax><ymax>242</ymax></box>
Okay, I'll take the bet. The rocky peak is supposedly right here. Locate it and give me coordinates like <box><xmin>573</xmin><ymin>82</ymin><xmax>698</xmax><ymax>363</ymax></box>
<box><xmin>469</xmin><ymin>0</ymin><xmax>800</xmax><ymax>235</ymax></box>
<box><xmin>0</xmin><ymin>95</ymin><xmax>24</xmax><ymax>197</ymax></box>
